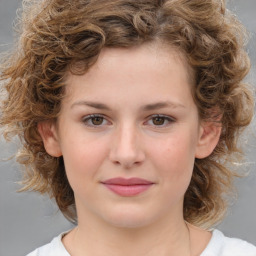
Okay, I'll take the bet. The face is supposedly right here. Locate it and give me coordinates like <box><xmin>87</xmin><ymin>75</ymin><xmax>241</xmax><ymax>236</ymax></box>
<box><xmin>40</xmin><ymin>43</ymin><xmax>218</xmax><ymax>229</ymax></box>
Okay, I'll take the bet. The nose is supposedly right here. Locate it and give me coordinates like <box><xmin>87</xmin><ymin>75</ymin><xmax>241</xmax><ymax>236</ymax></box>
<box><xmin>109</xmin><ymin>124</ymin><xmax>145</xmax><ymax>169</ymax></box>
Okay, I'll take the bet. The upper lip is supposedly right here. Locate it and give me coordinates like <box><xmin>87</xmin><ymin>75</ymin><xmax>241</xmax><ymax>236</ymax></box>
<box><xmin>101</xmin><ymin>177</ymin><xmax>154</xmax><ymax>185</ymax></box>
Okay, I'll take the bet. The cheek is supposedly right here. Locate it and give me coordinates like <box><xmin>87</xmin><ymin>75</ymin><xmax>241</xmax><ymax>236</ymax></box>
<box><xmin>60</xmin><ymin>135</ymin><xmax>109</xmax><ymax>189</ymax></box>
<box><xmin>149</xmin><ymin>133</ymin><xmax>196</xmax><ymax>184</ymax></box>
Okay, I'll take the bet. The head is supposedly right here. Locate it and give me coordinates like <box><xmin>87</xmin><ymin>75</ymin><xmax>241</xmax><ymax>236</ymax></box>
<box><xmin>0</xmin><ymin>0</ymin><xmax>253</xmax><ymax>228</ymax></box>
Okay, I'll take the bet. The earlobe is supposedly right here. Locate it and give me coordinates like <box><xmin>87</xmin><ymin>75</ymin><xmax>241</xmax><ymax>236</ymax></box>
<box><xmin>37</xmin><ymin>121</ymin><xmax>62</xmax><ymax>157</ymax></box>
<box><xmin>195</xmin><ymin>121</ymin><xmax>222</xmax><ymax>159</ymax></box>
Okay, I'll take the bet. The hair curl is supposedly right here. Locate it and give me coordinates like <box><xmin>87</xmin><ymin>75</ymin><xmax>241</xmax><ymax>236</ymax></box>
<box><xmin>0</xmin><ymin>0</ymin><xmax>254</xmax><ymax>228</ymax></box>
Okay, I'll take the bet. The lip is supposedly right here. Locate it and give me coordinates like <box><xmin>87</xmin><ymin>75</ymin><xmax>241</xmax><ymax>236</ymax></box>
<box><xmin>101</xmin><ymin>177</ymin><xmax>154</xmax><ymax>196</ymax></box>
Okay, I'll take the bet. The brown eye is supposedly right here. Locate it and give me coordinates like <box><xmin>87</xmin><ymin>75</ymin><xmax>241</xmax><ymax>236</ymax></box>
<box><xmin>91</xmin><ymin>116</ymin><xmax>104</xmax><ymax>125</ymax></box>
<box><xmin>145</xmin><ymin>115</ymin><xmax>175</xmax><ymax>127</ymax></box>
<box><xmin>82</xmin><ymin>114</ymin><xmax>108</xmax><ymax>127</ymax></box>
<box><xmin>152</xmin><ymin>116</ymin><xmax>165</xmax><ymax>125</ymax></box>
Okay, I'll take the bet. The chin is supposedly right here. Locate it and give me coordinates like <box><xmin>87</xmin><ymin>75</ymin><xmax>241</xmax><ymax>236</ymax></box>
<box><xmin>100</xmin><ymin>206</ymin><xmax>158</xmax><ymax>229</ymax></box>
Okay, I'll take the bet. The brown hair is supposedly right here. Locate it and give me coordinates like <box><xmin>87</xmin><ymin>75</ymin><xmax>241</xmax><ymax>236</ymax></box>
<box><xmin>0</xmin><ymin>0</ymin><xmax>253</xmax><ymax>227</ymax></box>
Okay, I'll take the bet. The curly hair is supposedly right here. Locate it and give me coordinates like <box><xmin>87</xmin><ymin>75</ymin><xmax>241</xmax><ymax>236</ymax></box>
<box><xmin>0</xmin><ymin>0</ymin><xmax>253</xmax><ymax>228</ymax></box>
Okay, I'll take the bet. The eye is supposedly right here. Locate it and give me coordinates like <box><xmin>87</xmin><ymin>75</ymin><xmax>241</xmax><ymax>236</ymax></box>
<box><xmin>82</xmin><ymin>114</ymin><xmax>110</xmax><ymax>127</ymax></box>
<box><xmin>146</xmin><ymin>114</ymin><xmax>175</xmax><ymax>127</ymax></box>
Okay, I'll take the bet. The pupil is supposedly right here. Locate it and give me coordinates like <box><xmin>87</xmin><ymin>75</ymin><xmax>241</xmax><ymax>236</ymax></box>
<box><xmin>153</xmin><ymin>117</ymin><xmax>164</xmax><ymax>125</ymax></box>
<box><xmin>92</xmin><ymin>117</ymin><xmax>103</xmax><ymax>125</ymax></box>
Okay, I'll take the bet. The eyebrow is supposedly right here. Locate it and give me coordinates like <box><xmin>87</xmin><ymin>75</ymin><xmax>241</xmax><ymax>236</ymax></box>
<box><xmin>141</xmin><ymin>101</ymin><xmax>185</xmax><ymax>111</ymax></box>
<box><xmin>71</xmin><ymin>101</ymin><xmax>111</xmax><ymax>110</ymax></box>
<box><xmin>71</xmin><ymin>100</ymin><xmax>185</xmax><ymax>111</ymax></box>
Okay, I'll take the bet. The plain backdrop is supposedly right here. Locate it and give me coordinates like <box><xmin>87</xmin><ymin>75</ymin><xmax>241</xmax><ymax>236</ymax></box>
<box><xmin>0</xmin><ymin>0</ymin><xmax>255</xmax><ymax>255</ymax></box>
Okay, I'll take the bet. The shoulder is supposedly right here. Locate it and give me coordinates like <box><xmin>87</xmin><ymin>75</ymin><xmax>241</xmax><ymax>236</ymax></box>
<box><xmin>26</xmin><ymin>232</ymin><xmax>70</xmax><ymax>256</ymax></box>
<box><xmin>201</xmin><ymin>229</ymin><xmax>256</xmax><ymax>256</ymax></box>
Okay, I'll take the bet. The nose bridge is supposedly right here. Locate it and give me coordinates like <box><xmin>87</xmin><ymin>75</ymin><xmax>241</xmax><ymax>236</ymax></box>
<box><xmin>119</xmin><ymin>122</ymin><xmax>137</xmax><ymax>151</ymax></box>
<box><xmin>109</xmin><ymin>121</ymin><xmax>144</xmax><ymax>168</ymax></box>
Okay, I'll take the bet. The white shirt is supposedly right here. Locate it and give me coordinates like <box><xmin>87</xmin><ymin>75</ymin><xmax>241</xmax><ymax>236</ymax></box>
<box><xmin>27</xmin><ymin>229</ymin><xmax>256</xmax><ymax>256</ymax></box>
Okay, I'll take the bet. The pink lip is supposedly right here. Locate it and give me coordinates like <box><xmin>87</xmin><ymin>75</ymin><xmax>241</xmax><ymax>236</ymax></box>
<box><xmin>101</xmin><ymin>177</ymin><xmax>154</xmax><ymax>196</ymax></box>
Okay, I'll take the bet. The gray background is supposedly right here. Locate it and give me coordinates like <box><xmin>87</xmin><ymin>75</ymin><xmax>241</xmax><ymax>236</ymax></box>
<box><xmin>0</xmin><ymin>0</ymin><xmax>255</xmax><ymax>255</ymax></box>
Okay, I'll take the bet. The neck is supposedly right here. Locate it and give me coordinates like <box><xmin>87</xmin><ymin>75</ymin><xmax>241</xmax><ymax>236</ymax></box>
<box><xmin>63</xmin><ymin>210</ymin><xmax>191</xmax><ymax>256</ymax></box>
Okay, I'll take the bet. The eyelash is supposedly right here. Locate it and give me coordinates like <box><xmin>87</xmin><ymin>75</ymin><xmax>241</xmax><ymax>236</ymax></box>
<box><xmin>146</xmin><ymin>114</ymin><xmax>175</xmax><ymax>127</ymax></box>
<box><xmin>82</xmin><ymin>114</ymin><xmax>108</xmax><ymax>127</ymax></box>
<box><xmin>82</xmin><ymin>114</ymin><xmax>175</xmax><ymax>128</ymax></box>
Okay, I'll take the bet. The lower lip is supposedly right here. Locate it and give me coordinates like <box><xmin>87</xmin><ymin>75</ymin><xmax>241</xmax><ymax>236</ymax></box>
<box><xmin>103</xmin><ymin>184</ymin><xmax>153</xmax><ymax>196</ymax></box>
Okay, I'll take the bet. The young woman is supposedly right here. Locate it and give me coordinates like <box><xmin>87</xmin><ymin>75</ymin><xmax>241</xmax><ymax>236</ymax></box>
<box><xmin>1</xmin><ymin>0</ymin><xmax>255</xmax><ymax>255</ymax></box>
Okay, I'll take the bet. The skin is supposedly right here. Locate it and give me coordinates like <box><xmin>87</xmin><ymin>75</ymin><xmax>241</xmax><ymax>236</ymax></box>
<box><xmin>39</xmin><ymin>43</ymin><xmax>220</xmax><ymax>256</ymax></box>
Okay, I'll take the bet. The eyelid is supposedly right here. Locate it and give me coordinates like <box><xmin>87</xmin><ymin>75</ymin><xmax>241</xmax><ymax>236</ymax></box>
<box><xmin>81</xmin><ymin>113</ymin><xmax>175</xmax><ymax>128</ymax></box>
<box><xmin>150</xmin><ymin>114</ymin><xmax>175</xmax><ymax>120</ymax></box>
<box><xmin>82</xmin><ymin>114</ymin><xmax>111</xmax><ymax>127</ymax></box>
<box><xmin>82</xmin><ymin>113</ymin><xmax>104</xmax><ymax>120</ymax></box>
<box><xmin>145</xmin><ymin>114</ymin><xmax>176</xmax><ymax>127</ymax></box>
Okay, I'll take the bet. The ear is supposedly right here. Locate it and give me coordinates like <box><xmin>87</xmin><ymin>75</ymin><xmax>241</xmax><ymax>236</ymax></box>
<box><xmin>195</xmin><ymin>121</ymin><xmax>222</xmax><ymax>159</ymax></box>
<box><xmin>37</xmin><ymin>121</ymin><xmax>62</xmax><ymax>157</ymax></box>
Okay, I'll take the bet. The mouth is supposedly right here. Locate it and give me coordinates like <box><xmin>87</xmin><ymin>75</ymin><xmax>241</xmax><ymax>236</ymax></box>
<box><xmin>101</xmin><ymin>177</ymin><xmax>155</xmax><ymax>197</ymax></box>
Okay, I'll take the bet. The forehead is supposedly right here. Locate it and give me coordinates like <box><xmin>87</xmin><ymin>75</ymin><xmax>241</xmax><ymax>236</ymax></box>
<box><xmin>67</xmin><ymin>42</ymin><xmax>193</xmax><ymax>83</ymax></box>
<box><xmin>63</xmin><ymin>43</ymin><xmax>195</xmax><ymax>108</ymax></box>
<box><xmin>99</xmin><ymin>43</ymin><xmax>192</xmax><ymax>78</ymax></box>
